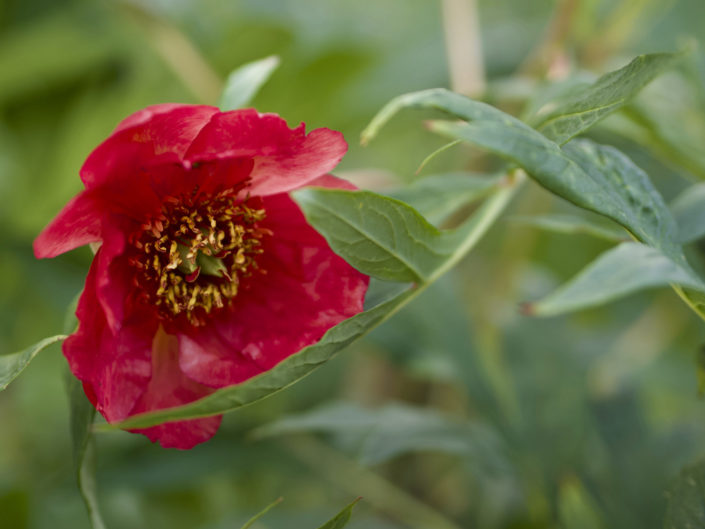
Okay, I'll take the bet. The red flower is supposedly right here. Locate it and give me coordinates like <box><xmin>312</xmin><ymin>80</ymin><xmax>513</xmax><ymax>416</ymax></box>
<box><xmin>34</xmin><ymin>105</ymin><xmax>369</xmax><ymax>449</ymax></box>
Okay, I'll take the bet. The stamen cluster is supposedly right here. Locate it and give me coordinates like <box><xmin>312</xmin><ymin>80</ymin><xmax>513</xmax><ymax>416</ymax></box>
<box><xmin>129</xmin><ymin>190</ymin><xmax>269</xmax><ymax>325</ymax></box>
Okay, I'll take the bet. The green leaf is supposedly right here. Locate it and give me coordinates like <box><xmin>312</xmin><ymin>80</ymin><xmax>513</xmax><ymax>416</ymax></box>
<box><xmin>254</xmin><ymin>401</ymin><xmax>509</xmax><ymax>468</ymax></box>
<box><xmin>0</xmin><ymin>335</ymin><xmax>66</xmax><ymax>391</ymax></box>
<box><xmin>293</xmin><ymin>189</ymin><xmax>450</xmax><ymax>283</ymax></box>
<box><xmin>294</xmin><ymin>179</ymin><xmax>521</xmax><ymax>284</ymax></box>
<box><xmin>68</xmin><ymin>373</ymin><xmax>107</xmax><ymax>529</ymax></box>
<box><xmin>431</xmin><ymin>121</ymin><xmax>681</xmax><ymax>257</ymax></box>
<box><xmin>317</xmin><ymin>498</ymin><xmax>361</xmax><ymax>529</ymax></box>
<box><xmin>664</xmin><ymin>460</ymin><xmax>705</xmax><ymax>529</ymax></box>
<box><xmin>361</xmin><ymin>88</ymin><xmax>518</xmax><ymax>146</ymax></box>
<box><xmin>239</xmin><ymin>497</ymin><xmax>283</xmax><ymax>529</ymax></box>
<box><xmin>363</xmin><ymin>87</ymin><xmax>705</xmax><ymax>319</ymax></box>
<box><xmin>364</xmin><ymin>87</ymin><xmax>682</xmax><ymax>255</ymax></box>
<box><xmin>384</xmin><ymin>172</ymin><xmax>504</xmax><ymax>225</ymax></box>
<box><xmin>671</xmin><ymin>182</ymin><xmax>705</xmax><ymax>243</ymax></box>
<box><xmin>510</xmin><ymin>213</ymin><xmax>627</xmax><ymax>242</ymax></box>
<box><xmin>218</xmin><ymin>55</ymin><xmax>280</xmax><ymax>111</ymax></box>
<box><xmin>532</xmin><ymin>51</ymin><xmax>686</xmax><ymax>144</ymax></box>
<box><xmin>525</xmin><ymin>242</ymin><xmax>705</xmax><ymax>317</ymax></box>
<box><xmin>104</xmin><ymin>176</ymin><xmax>521</xmax><ymax>431</ymax></box>
<box><xmin>364</xmin><ymin>88</ymin><xmax>678</xmax><ymax>256</ymax></box>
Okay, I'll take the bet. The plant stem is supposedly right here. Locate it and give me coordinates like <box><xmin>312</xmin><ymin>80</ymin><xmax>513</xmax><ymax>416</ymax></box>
<box><xmin>441</xmin><ymin>0</ymin><xmax>486</xmax><ymax>97</ymax></box>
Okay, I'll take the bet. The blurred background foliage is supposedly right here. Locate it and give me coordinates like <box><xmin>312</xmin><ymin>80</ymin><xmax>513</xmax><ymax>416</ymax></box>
<box><xmin>1</xmin><ymin>0</ymin><xmax>705</xmax><ymax>528</ymax></box>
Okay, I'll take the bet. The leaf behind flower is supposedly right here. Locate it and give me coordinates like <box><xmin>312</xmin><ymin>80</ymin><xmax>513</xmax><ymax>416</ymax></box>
<box><xmin>218</xmin><ymin>55</ymin><xmax>280</xmax><ymax>111</ymax></box>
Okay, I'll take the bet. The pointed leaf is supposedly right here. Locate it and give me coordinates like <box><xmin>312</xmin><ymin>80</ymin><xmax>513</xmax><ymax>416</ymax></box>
<box><xmin>533</xmin><ymin>50</ymin><xmax>686</xmax><ymax>144</ymax></box>
<box><xmin>526</xmin><ymin>242</ymin><xmax>705</xmax><ymax>317</ymax></box>
<box><xmin>361</xmin><ymin>88</ymin><xmax>524</xmax><ymax>146</ymax></box>
<box><xmin>317</xmin><ymin>498</ymin><xmax>361</xmax><ymax>529</ymax></box>
<box><xmin>0</xmin><ymin>335</ymin><xmax>66</xmax><ymax>391</ymax></box>
<box><xmin>218</xmin><ymin>55</ymin><xmax>280</xmax><ymax>111</ymax></box>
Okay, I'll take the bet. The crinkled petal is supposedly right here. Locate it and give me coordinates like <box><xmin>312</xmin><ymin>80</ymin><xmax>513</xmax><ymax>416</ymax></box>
<box><xmin>178</xmin><ymin>191</ymin><xmax>368</xmax><ymax>388</ymax></box>
<box><xmin>81</xmin><ymin>105</ymin><xmax>219</xmax><ymax>188</ymax></box>
<box><xmin>129</xmin><ymin>328</ymin><xmax>222</xmax><ymax>449</ymax></box>
<box><xmin>184</xmin><ymin>109</ymin><xmax>347</xmax><ymax>196</ymax></box>
<box><xmin>64</xmin><ymin>259</ymin><xmax>154</xmax><ymax>422</ymax></box>
<box><xmin>77</xmin><ymin>105</ymin><xmax>220</xmax><ymax>221</ymax></box>
<box><xmin>33</xmin><ymin>190</ymin><xmax>102</xmax><ymax>258</ymax></box>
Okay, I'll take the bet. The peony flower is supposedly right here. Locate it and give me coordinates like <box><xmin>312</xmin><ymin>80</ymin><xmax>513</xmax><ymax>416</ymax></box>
<box><xmin>34</xmin><ymin>104</ymin><xmax>369</xmax><ymax>449</ymax></box>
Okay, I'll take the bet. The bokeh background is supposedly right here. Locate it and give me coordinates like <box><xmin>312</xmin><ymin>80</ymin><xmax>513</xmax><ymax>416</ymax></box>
<box><xmin>2</xmin><ymin>0</ymin><xmax>705</xmax><ymax>528</ymax></box>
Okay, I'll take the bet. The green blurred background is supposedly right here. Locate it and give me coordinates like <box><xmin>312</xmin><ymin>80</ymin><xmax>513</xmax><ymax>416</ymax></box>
<box><xmin>2</xmin><ymin>0</ymin><xmax>705</xmax><ymax>528</ymax></box>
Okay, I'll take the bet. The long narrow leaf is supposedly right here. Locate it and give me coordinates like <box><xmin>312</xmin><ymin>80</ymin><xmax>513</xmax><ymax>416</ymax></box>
<box><xmin>525</xmin><ymin>242</ymin><xmax>705</xmax><ymax>317</ymax></box>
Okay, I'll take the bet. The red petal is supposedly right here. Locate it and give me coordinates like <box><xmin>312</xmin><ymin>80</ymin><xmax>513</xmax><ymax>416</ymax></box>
<box><xmin>91</xmin><ymin>215</ymin><xmax>136</xmax><ymax>333</ymax></box>
<box><xmin>67</xmin><ymin>261</ymin><xmax>221</xmax><ymax>449</ymax></box>
<box><xmin>184</xmin><ymin>109</ymin><xmax>347</xmax><ymax>196</ymax></box>
<box><xmin>128</xmin><ymin>328</ymin><xmax>221</xmax><ymax>449</ymax></box>
<box><xmin>33</xmin><ymin>190</ymin><xmax>102</xmax><ymax>258</ymax></box>
<box><xmin>177</xmin><ymin>191</ymin><xmax>368</xmax><ymax>388</ymax></box>
<box><xmin>64</xmin><ymin>259</ymin><xmax>154</xmax><ymax>422</ymax></box>
<box><xmin>81</xmin><ymin>105</ymin><xmax>219</xmax><ymax>188</ymax></box>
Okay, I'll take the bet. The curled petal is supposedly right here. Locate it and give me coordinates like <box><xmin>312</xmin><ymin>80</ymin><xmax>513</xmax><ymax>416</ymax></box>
<box><xmin>185</xmin><ymin>109</ymin><xmax>348</xmax><ymax>196</ymax></box>
<box><xmin>33</xmin><ymin>190</ymin><xmax>102</xmax><ymax>258</ymax></box>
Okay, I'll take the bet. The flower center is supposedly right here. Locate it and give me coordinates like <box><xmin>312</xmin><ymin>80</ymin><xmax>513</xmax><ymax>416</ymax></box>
<box><xmin>129</xmin><ymin>190</ymin><xmax>269</xmax><ymax>325</ymax></box>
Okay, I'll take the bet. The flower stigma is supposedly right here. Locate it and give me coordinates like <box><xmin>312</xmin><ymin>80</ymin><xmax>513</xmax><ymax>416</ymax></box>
<box><xmin>129</xmin><ymin>190</ymin><xmax>270</xmax><ymax>325</ymax></box>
